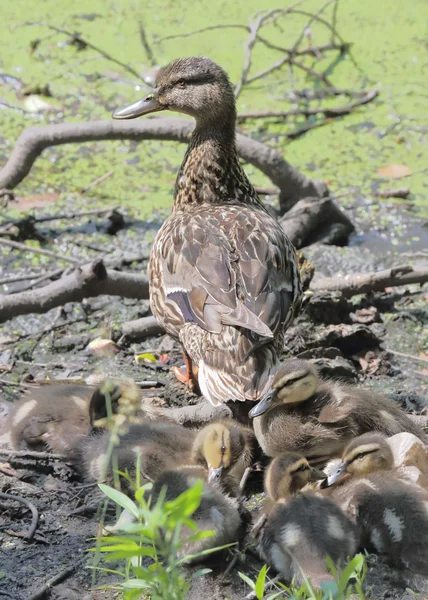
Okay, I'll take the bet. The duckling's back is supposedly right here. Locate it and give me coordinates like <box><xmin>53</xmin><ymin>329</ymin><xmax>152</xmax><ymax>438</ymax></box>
<box><xmin>76</xmin><ymin>422</ymin><xmax>196</xmax><ymax>483</ymax></box>
<box><xmin>8</xmin><ymin>384</ymin><xmax>92</xmax><ymax>452</ymax></box>
<box><xmin>332</xmin><ymin>473</ymin><xmax>428</xmax><ymax>576</ymax></box>
<box><xmin>259</xmin><ymin>494</ymin><xmax>358</xmax><ymax>587</ymax></box>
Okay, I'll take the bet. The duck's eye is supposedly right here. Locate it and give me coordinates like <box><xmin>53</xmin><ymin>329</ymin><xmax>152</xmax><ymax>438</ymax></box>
<box><xmin>176</xmin><ymin>80</ymin><xmax>186</xmax><ymax>88</ymax></box>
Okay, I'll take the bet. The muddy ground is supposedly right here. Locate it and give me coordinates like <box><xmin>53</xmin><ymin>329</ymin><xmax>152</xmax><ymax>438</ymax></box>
<box><xmin>0</xmin><ymin>195</ymin><xmax>427</xmax><ymax>600</ymax></box>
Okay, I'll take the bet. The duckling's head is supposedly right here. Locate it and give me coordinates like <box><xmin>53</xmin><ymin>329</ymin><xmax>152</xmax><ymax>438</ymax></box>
<box><xmin>112</xmin><ymin>57</ymin><xmax>235</xmax><ymax>125</ymax></box>
<box><xmin>265</xmin><ymin>453</ymin><xmax>326</xmax><ymax>501</ymax></box>
<box><xmin>322</xmin><ymin>433</ymin><xmax>393</xmax><ymax>488</ymax></box>
<box><xmin>192</xmin><ymin>421</ymin><xmax>247</xmax><ymax>484</ymax></box>
<box><xmin>249</xmin><ymin>360</ymin><xmax>319</xmax><ymax>418</ymax></box>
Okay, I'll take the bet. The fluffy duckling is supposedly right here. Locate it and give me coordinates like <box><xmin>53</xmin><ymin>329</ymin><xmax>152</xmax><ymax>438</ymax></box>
<box><xmin>258</xmin><ymin>453</ymin><xmax>358</xmax><ymax>587</ymax></box>
<box><xmin>6</xmin><ymin>384</ymin><xmax>93</xmax><ymax>453</ymax></box>
<box><xmin>322</xmin><ymin>433</ymin><xmax>428</xmax><ymax>581</ymax></box>
<box><xmin>149</xmin><ymin>465</ymin><xmax>244</xmax><ymax>565</ymax></box>
<box><xmin>77</xmin><ymin>420</ymin><xmax>255</xmax><ymax>496</ymax></box>
<box><xmin>250</xmin><ymin>359</ymin><xmax>426</xmax><ymax>461</ymax></box>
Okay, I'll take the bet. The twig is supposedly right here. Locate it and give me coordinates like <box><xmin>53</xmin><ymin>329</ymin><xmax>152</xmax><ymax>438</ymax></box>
<box><xmin>386</xmin><ymin>349</ymin><xmax>428</xmax><ymax>364</ymax></box>
<box><xmin>0</xmin><ymin>238</ymin><xmax>80</xmax><ymax>265</ymax></box>
<box><xmin>0</xmin><ymin>378</ymin><xmax>36</xmax><ymax>388</ymax></box>
<box><xmin>0</xmin><ymin>259</ymin><xmax>149</xmax><ymax>323</ymax></box>
<box><xmin>0</xmin><ymin>491</ymin><xmax>39</xmax><ymax>540</ymax></box>
<box><xmin>80</xmin><ymin>170</ymin><xmax>114</xmax><ymax>193</ymax></box>
<box><xmin>20</xmin><ymin>206</ymin><xmax>120</xmax><ymax>224</ymax></box>
<box><xmin>311</xmin><ymin>265</ymin><xmax>428</xmax><ymax>297</ymax></box>
<box><xmin>289</xmin><ymin>0</ymin><xmax>334</xmax><ymax>56</ymax></box>
<box><xmin>28</xmin><ymin>559</ymin><xmax>84</xmax><ymax>600</ymax></box>
<box><xmin>373</xmin><ymin>187</ymin><xmax>410</xmax><ymax>199</ymax></box>
<box><xmin>20</xmin><ymin>22</ymin><xmax>147</xmax><ymax>84</ymax></box>
<box><xmin>238</xmin><ymin>90</ymin><xmax>378</xmax><ymax>120</ymax></box>
<box><xmin>6</xmin><ymin>268</ymin><xmax>64</xmax><ymax>294</ymax></box>
<box><xmin>0</xmin><ymin>270</ymin><xmax>61</xmax><ymax>286</ymax></box>
<box><xmin>138</xmin><ymin>20</ymin><xmax>156</xmax><ymax>67</ymax></box>
<box><xmin>0</xmin><ymin>450</ymin><xmax>67</xmax><ymax>460</ymax></box>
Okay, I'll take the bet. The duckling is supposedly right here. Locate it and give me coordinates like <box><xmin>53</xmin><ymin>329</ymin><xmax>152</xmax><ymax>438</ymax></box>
<box><xmin>112</xmin><ymin>57</ymin><xmax>302</xmax><ymax>407</ymax></box>
<box><xmin>258</xmin><ymin>453</ymin><xmax>358</xmax><ymax>588</ymax></box>
<box><xmin>77</xmin><ymin>419</ymin><xmax>255</xmax><ymax>496</ymax></box>
<box><xmin>6</xmin><ymin>384</ymin><xmax>93</xmax><ymax>453</ymax></box>
<box><xmin>322</xmin><ymin>433</ymin><xmax>428</xmax><ymax>581</ymax></box>
<box><xmin>149</xmin><ymin>465</ymin><xmax>244</xmax><ymax>565</ymax></box>
<box><xmin>250</xmin><ymin>359</ymin><xmax>426</xmax><ymax>461</ymax></box>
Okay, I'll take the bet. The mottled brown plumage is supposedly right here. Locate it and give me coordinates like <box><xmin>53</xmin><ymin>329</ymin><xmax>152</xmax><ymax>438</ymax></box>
<box><xmin>322</xmin><ymin>433</ymin><xmax>428</xmax><ymax>584</ymax></box>
<box><xmin>250</xmin><ymin>359</ymin><xmax>426</xmax><ymax>460</ymax></box>
<box><xmin>112</xmin><ymin>57</ymin><xmax>301</xmax><ymax>406</ymax></box>
<box><xmin>258</xmin><ymin>453</ymin><xmax>357</xmax><ymax>588</ymax></box>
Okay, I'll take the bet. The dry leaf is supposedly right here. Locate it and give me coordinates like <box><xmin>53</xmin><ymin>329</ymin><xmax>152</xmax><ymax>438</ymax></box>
<box><xmin>377</xmin><ymin>164</ymin><xmax>412</xmax><ymax>179</ymax></box>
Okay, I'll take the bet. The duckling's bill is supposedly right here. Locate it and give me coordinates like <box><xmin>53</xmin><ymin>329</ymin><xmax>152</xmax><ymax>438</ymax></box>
<box><xmin>321</xmin><ymin>461</ymin><xmax>350</xmax><ymax>488</ymax></box>
<box><xmin>112</xmin><ymin>89</ymin><xmax>165</xmax><ymax>119</ymax></box>
<box><xmin>208</xmin><ymin>466</ymin><xmax>223</xmax><ymax>484</ymax></box>
<box><xmin>248</xmin><ymin>392</ymin><xmax>273</xmax><ymax>418</ymax></box>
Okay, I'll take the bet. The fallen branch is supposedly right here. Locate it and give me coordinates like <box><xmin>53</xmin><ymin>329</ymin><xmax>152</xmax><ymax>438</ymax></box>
<box><xmin>0</xmin><ymin>259</ymin><xmax>149</xmax><ymax>323</ymax></box>
<box><xmin>311</xmin><ymin>265</ymin><xmax>428</xmax><ymax>297</ymax></box>
<box><xmin>0</xmin><ymin>491</ymin><xmax>39</xmax><ymax>540</ymax></box>
<box><xmin>0</xmin><ymin>237</ymin><xmax>80</xmax><ymax>265</ymax></box>
<box><xmin>279</xmin><ymin>196</ymin><xmax>355</xmax><ymax>246</ymax></box>
<box><xmin>237</xmin><ymin>89</ymin><xmax>378</xmax><ymax>120</ymax></box>
<box><xmin>0</xmin><ymin>118</ymin><xmax>327</xmax><ymax>213</ymax></box>
<box><xmin>120</xmin><ymin>315</ymin><xmax>163</xmax><ymax>340</ymax></box>
<box><xmin>28</xmin><ymin>559</ymin><xmax>84</xmax><ymax>600</ymax></box>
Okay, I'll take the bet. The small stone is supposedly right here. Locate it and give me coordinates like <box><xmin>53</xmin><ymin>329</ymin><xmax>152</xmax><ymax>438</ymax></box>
<box><xmin>387</xmin><ymin>432</ymin><xmax>428</xmax><ymax>474</ymax></box>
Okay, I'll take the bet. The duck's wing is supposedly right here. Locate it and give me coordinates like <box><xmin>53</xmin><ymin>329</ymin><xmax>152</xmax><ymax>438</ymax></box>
<box><xmin>156</xmin><ymin>206</ymin><xmax>300</xmax><ymax>342</ymax></box>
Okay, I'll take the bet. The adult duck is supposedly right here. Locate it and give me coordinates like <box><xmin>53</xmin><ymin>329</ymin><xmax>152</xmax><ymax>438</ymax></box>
<box><xmin>112</xmin><ymin>57</ymin><xmax>301</xmax><ymax>407</ymax></box>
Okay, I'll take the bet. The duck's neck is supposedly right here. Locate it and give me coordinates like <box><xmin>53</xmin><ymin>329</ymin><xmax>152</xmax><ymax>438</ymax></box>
<box><xmin>173</xmin><ymin>117</ymin><xmax>264</xmax><ymax>210</ymax></box>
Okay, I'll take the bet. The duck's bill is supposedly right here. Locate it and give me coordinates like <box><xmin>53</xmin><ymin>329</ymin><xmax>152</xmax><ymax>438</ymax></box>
<box><xmin>208</xmin><ymin>466</ymin><xmax>223</xmax><ymax>484</ymax></box>
<box><xmin>112</xmin><ymin>90</ymin><xmax>165</xmax><ymax>119</ymax></box>
<box><xmin>320</xmin><ymin>462</ymin><xmax>350</xmax><ymax>488</ymax></box>
<box><xmin>248</xmin><ymin>393</ymin><xmax>273</xmax><ymax>418</ymax></box>
<box><xmin>309</xmin><ymin>466</ymin><xmax>327</xmax><ymax>481</ymax></box>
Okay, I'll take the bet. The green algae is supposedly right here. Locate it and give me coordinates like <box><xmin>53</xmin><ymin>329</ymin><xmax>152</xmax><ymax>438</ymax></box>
<box><xmin>0</xmin><ymin>0</ymin><xmax>427</xmax><ymax>219</ymax></box>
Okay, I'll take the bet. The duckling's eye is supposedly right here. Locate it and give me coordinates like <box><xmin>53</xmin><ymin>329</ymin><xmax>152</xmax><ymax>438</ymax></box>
<box><xmin>221</xmin><ymin>444</ymin><xmax>227</xmax><ymax>454</ymax></box>
<box><xmin>355</xmin><ymin>453</ymin><xmax>365</xmax><ymax>460</ymax></box>
<box><xmin>298</xmin><ymin>464</ymin><xmax>308</xmax><ymax>471</ymax></box>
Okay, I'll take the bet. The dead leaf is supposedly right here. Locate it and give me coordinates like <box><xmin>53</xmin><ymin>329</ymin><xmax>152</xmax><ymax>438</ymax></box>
<box><xmin>377</xmin><ymin>164</ymin><xmax>413</xmax><ymax>179</ymax></box>
<box><xmin>87</xmin><ymin>337</ymin><xmax>118</xmax><ymax>355</ymax></box>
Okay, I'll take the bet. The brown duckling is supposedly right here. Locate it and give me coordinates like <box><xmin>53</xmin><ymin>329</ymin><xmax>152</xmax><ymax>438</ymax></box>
<box><xmin>258</xmin><ymin>453</ymin><xmax>358</xmax><ymax>588</ymax></box>
<box><xmin>6</xmin><ymin>384</ymin><xmax>93</xmax><ymax>453</ymax></box>
<box><xmin>149</xmin><ymin>465</ymin><xmax>245</xmax><ymax>565</ymax></box>
<box><xmin>249</xmin><ymin>359</ymin><xmax>426</xmax><ymax>461</ymax></box>
<box><xmin>322</xmin><ymin>433</ymin><xmax>428</xmax><ymax>582</ymax></box>
<box><xmin>77</xmin><ymin>419</ymin><xmax>255</xmax><ymax>496</ymax></box>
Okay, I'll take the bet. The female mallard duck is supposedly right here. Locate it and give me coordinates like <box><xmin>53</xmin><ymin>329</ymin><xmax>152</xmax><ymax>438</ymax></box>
<box><xmin>249</xmin><ymin>359</ymin><xmax>426</xmax><ymax>461</ymax></box>
<box><xmin>257</xmin><ymin>453</ymin><xmax>357</xmax><ymax>587</ymax></box>
<box><xmin>112</xmin><ymin>57</ymin><xmax>301</xmax><ymax>407</ymax></box>
<box><xmin>322</xmin><ymin>433</ymin><xmax>428</xmax><ymax>584</ymax></box>
<box><xmin>77</xmin><ymin>419</ymin><xmax>254</xmax><ymax>496</ymax></box>
<box><xmin>6</xmin><ymin>384</ymin><xmax>93</xmax><ymax>453</ymax></box>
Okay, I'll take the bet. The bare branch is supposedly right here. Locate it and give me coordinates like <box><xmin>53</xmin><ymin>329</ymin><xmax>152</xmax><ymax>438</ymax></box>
<box><xmin>20</xmin><ymin>22</ymin><xmax>148</xmax><ymax>84</ymax></box>
<box><xmin>120</xmin><ymin>315</ymin><xmax>163</xmax><ymax>340</ymax></box>
<box><xmin>311</xmin><ymin>265</ymin><xmax>428</xmax><ymax>297</ymax></box>
<box><xmin>0</xmin><ymin>259</ymin><xmax>149</xmax><ymax>323</ymax></box>
<box><xmin>0</xmin><ymin>118</ymin><xmax>327</xmax><ymax>211</ymax></box>
<box><xmin>0</xmin><ymin>238</ymin><xmax>80</xmax><ymax>265</ymax></box>
<box><xmin>138</xmin><ymin>20</ymin><xmax>157</xmax><ymax>67</ymax></box>
<box><xmin>237</xmin><ymin>90</ymin><xmax>378</xmax><ymax>120</ymax></box>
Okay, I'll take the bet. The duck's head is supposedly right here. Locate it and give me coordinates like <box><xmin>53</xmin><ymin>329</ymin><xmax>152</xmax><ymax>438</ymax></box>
<box><xmin>265</xmin><ymin>453</ymin><xmax>326</xmax><ymax>501</ymax></box>
<box><xmin>249</xmin><ymin>359</ymin><xmax>319</xmax><ymax>418</ymax></box>
<box><xmin>112</xmin><ymin>57</ymin><xmax>235</xmax><ymax>125</ymax></box>
<box><xmin>192</xmin><ymin>421</ymin><xmax>248</xmax><ymax>484</ymax></box>
<box><xmin>322</xmin><ymin>433</ymin><xmax>393</xmax><ymax>488</ymax></box>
